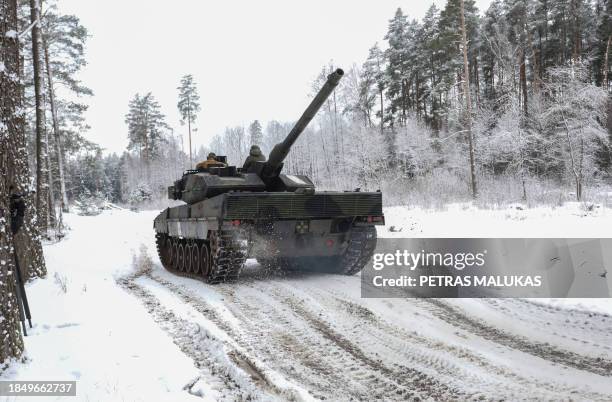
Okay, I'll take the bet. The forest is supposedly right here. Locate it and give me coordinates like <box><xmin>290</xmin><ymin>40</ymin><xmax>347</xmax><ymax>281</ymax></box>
<box><xmin>0</xmin><ymin>0</ymin><xmax>611</xmax><ymax>363</ymax></box>
<box><xmin>80</xmin><ymin>0</ymin><xmax>612</xmax><ymax>212</ymax></box>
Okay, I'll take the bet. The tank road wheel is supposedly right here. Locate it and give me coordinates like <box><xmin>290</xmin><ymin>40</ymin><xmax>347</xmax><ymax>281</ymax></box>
<box><xmin>191</xmin><ymin>242</ymin><xmax>200</xmax><ymax>274</ymax></box>
<box><xmin>177</xmin><ymin>242</ymin><xmax>185</xmax><ymax>272</ymax></box>
<box><xmin>337</xmin><ymin>226</ymin><xmax>377</xmax><ymax>275</ymax></box>
<box><xmin>171</xmin><ymin>239</ymin><xmax>180</xmax><ymax>270</ymax></box>
<box><xmin>167</xmin><ymin>238</ymin><xmax>175</xmax><ymax>269</ymax></box>
<box><xmin>185</xmin><ymin>242</ymin><xmax>193</xmax><ymax>273</ymax></box>
<box><xmin>207</xmin><ymin>229</ymin><xmax>247</xmax><ymax>284</ymax></box>
<box><xmin>200</xmin><ymin>242</ymin><xmax>211</xmax><ymax>279</ymax></box>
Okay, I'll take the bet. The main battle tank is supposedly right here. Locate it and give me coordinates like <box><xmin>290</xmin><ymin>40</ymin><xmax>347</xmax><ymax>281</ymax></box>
<box><xmin>154</xmin><ymin>68</ymin><xmax>384</xmax><ymax>283</ymax></box>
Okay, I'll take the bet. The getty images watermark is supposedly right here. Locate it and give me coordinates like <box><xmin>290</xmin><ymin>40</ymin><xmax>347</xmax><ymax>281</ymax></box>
<box><xmin>371</xmin><ymin>249</ymin><xmax>542</xmax><ymax>288</ymax></box>
<box><xmin>361</xmin><ymin>238</ymin><xmax>612</xmax><ymax>298</ymax></box>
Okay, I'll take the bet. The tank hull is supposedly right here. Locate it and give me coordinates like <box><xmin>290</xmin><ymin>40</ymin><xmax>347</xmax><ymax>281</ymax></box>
<box><xmin>153</xmin><ymin>191</ymin><xmax>383</xmax><ymax>282</ymax></box>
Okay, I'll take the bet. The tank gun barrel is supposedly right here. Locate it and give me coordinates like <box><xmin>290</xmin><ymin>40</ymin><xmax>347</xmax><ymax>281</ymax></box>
<box><xmin>264</xmin><ymin>68</ymin><xmax>344</xmax><ymax>176</ymax></box>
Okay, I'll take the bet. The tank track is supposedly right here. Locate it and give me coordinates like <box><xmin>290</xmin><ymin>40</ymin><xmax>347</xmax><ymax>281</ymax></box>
<box><xmin>155</xmin><ymin>225</ymin><xmax>376</xmax><ymax>282</ymax></box>
<box><xmin>155</xmin><ymin>227</ymin><xmax>247</xmax><ymax>284</ymax></box>
<box><xmin>208</xmin><ymin>229</ymin><xmax>247</xmax><ymax>283</ymax></box>
<box><xmin>337</xmin><ymin>225</ymin><xmax>377</xmax><ymax>275</ymax></box>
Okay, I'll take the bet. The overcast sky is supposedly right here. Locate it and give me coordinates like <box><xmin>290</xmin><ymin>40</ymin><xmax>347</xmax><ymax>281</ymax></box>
<box><xmin>57</xmin><ymin>0</ymin><xmax>492</xmax><ymax>155</ymax></box>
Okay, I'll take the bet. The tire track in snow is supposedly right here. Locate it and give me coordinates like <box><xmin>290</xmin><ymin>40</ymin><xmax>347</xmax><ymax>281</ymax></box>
<box><xmin>482</xmin><ymin>298</ymin><xmax>612</xmax><ymax>357</ymax></box>
<box><xmin>144</xmin><ymin>263</ymin><xmax>612</xmax><ymax>401</ymax></box>
<box><xmin>263</xmin><ymin>280</ymin><xmax>609</xmax><ymax>401</ymax></box>
<box><xmin>279</xmin><ymin>294</ymin><xmax>463</xmax><ymax>400</ymax></box>
<box><xmin>144</xmin><ymin>271</ymin><xmax>348</xmax><ymax>399</ymax></box>
<box><xmin>118</xmin><ymin>273</ymin><xmax>308</xmax><ymax>401</ymax></box>
<box><xmin>151</xmin><ymin>270</ymin><xmax>438</xmax><ymax>400</ymax></box>
<box><xmin>421</xmin><ymin>298</ymin><xmax>612</xmax><ymax>377</ymax></box>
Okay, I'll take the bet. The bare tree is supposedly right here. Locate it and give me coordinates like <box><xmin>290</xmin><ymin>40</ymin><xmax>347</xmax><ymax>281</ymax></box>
<box><xmin>543</xmin><ymin>64</ymin><xmax>608</xmax><ymax>201</ymax></box>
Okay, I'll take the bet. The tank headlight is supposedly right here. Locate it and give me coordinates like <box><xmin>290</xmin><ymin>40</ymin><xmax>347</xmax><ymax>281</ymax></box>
<box><xmin>295</xmin><ymin>220</ymin><xmax>309</xmax><ymax>234</ymax></box>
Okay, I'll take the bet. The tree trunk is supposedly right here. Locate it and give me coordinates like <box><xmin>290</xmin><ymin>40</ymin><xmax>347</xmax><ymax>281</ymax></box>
<box><xmin>30</xmin><ymin>0</ymin><xmax>49</xmax><ymax>235</ymax></box>
<box><xmin>379</xmin><ymin>87</ymin><xmax>384</xmax><ymax>135</ymax></box>
<box><xmin>519</xmin><ymin>47</ymin><xmax>528</xmax><ymax>117</ymax></box>
<box><xmin>45</xmin><ymin>114</ymin><xmax>57</xmax><ymax>231</ymax></box>
<box><xmin>460</xmin><ymin>0</ymin><xmax>477</xmax><ymax>198</ymax></box>
<box><xmin>570</xmin><ymin>0</ymin><xmax>581</xmax><ymax>62</ymax></box>
<box><xmin>10</xmin><ymin>6</ymin><xmax>47</xmax><ymax>281</ymax></box>
<box><xmin>541</xmin><ymin>0</ymin><xmax>548</xmax><ymax>75</ymax></box>
<box><xmin>187</xmin><ymin>97</ymin><xmax>192</xmax><ymax>168</ymax></box>
<box><xmin>473</xmin><ymin>56</ymin><xmax>480</xmax><ymax>107</ymax></box>
<box><xmin>603</xmin><ymin>34</ymin><xmax>611</xmax><ymax>90</ymax></box>
<box><xmin>1</xmin><ymin>0</ymin><xmax>26</xmax><ymax>365</ymax></box>
<box><xmin>415</xmin><ymin>71</ymin><xmax>421</xmax><ymax>119</ymax></box>
<box><xmin>42</xmin><ymin>33</ymin><xmax>68</xmax><ymax>213</ymax></box>
<box><xmin>180</xmin><ymin>133</ymin><xmax>185</xmax><ymax>169</ymax></box>
<box><xmin>527</xmin><ymin>27</ymin><xmax>541</xmax><ymax>92</ymax></box>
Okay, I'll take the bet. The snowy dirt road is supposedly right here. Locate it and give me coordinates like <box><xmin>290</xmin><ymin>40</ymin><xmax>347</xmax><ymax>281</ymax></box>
<box><xmin>5</xmin><ymin>208</ymin><xmax>612</xmax><ymax>401</ymax></box>
<box><xmin>123</xmin><ymin>261</ymin><xmax>612</xmax><ymax>401</ymax></box>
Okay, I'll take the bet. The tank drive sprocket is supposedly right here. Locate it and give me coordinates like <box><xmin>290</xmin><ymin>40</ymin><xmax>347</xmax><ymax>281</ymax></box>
<box><xmin>207</xmin><ymin>228</ymin><xmax>247</xmax><ymax>283</ymax></box>
<box><xmin>336</xmin><ymin>225</ymin><xmax>377</xmax><ymax>275</ymax></box>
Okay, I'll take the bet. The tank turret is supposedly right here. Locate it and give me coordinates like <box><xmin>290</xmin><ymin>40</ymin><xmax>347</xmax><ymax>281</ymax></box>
<box><xmin>170</xmin><ymin>68</ymin><xmax>344</xmax><ymax>205</ymax></box>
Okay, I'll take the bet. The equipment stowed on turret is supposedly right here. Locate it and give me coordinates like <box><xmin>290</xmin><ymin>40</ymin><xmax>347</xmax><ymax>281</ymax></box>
<box><xmin>154</xmin><ymin>68</ymin><xmax>385</xmax><ymax>283</ymax></box>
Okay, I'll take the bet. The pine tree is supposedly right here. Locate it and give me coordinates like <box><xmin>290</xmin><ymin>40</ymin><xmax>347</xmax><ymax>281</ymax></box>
<box><xmin>177</xmin><ymin>74</ymin><xmax>201</xmax><ymax>167</ymax></box>
<box><xmin>384</xmin><ymin>8</ymin><xmax>413</xmax><ymax>128</ymax></box>
<box><xmin>248</xmin><ymin>120</ymin><xmax>263</xmax><ymax>146</ymax></box>
<box><xmin>594</xmin><ymin>0</ymin><xmax>612</xmax><ymax>87</ymax></box>
<box><xmin>480</xmin><ymin>0</ymin><xmax>508</xmax><ymax>102</ymax></box>
<box><xmin>1</xmin><ymin>0</ymin><xmax>28</xmax><ymax>364</ymax></box>
<box><xmin>505</xmin><ymin>0</ymin><xmax>531</xmax><ymax>116</ymax></box>
<box><xmin>125</xmin><ymin>92</ymin><xmax>169</xmax><ymax>164</ymax></box>
<box><xmin>438</xmin><ymin>0</ymin><xmax>479</xmax><ymax>114</ymax></box>
<box><xmin>40</xmin><ymin>3</ymin><xmax>92</xmax><ymax>213</ymax></box>
<box><xmin>29</xmin><ymin>0</ymin><xmax>52</xmax><ymax>234</ymax></box>
<box><xmin>362</xmin><ymin>44</ymin><xmax>385</xmax><ymax>131</ymax></box>
<box><xmin>416</xmin><ymin>5</ymin><xmax>442</xmax><ymax>130</ymax></box>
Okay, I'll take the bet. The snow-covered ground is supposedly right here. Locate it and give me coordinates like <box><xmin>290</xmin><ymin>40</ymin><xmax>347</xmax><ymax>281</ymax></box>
<box><xmin>2</xmin><ymin>204</ymin><xmax>612</xmax><ymax>401</ymax></box>
<box><xmin>382</xmin><ymin>202</ymin><xmax>612</xmax><ymax>237</ymax></box>
<box><xmin>1</xmin><ymin>210</ymin><xmax>201</xmax><ymax>402</ymax></box>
